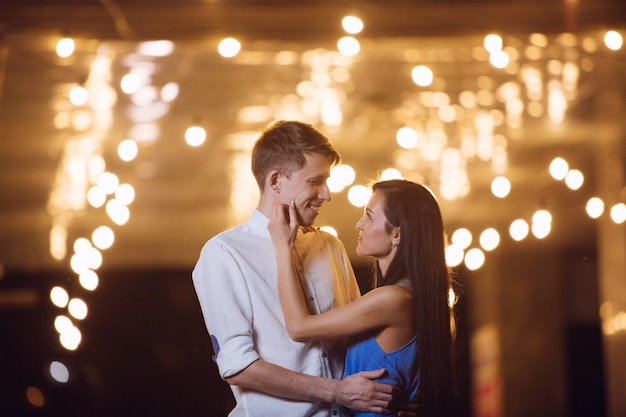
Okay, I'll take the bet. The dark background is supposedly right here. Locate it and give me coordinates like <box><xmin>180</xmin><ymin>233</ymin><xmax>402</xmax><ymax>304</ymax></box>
<box><xmin>0</xmin><ymin>265</ymin><xmax>475</xmax><ymax>417</ymax></box>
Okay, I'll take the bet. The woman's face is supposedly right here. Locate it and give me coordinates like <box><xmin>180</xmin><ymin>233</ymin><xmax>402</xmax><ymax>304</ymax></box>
<box><xmin>355</xmin><ymin>190</ymin><xmax>398</xmax><ymax>270</ymax></box>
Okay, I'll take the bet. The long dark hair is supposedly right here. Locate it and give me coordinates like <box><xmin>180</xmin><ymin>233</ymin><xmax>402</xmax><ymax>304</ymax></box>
<box><xmin>373</xmin><ymin>179</ymin><xmax>454</xmax><ymax>417</ymax></box>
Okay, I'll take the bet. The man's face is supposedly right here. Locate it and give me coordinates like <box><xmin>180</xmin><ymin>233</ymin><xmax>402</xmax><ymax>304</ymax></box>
<box><xmin>278</xmin><ymin>152</ymin><xmax>332</xmax><ymax>227</ymax></box>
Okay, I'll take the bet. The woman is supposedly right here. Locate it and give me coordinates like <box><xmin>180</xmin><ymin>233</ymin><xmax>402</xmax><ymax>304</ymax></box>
<box><xmin>269</xmin><ymin>179</ymin><xmax>455</xmax><ymax>417</ymax></box>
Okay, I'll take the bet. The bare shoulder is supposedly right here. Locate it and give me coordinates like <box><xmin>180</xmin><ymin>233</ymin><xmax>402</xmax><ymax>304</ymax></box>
<box><xmin>362</xmin><ymin>284</ymin><xmax>414</xmax><ymax>306</ymax></box>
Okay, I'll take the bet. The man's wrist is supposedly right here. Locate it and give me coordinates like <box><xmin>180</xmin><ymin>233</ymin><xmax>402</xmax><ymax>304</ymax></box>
<box><xmin>317</xmin><ymin>376</ymin><xmax>339</xmax><ymax>404</ymax></box>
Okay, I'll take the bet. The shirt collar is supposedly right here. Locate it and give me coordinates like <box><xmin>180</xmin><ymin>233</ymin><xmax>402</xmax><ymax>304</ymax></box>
<box><xmin>248</xmin><ymin>209</ymin><xmax>270</xmax><ymax>238</ymax></box>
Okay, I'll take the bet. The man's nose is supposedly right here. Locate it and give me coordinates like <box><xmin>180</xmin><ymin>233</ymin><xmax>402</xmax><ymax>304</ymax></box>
<box><xmin>319</xmin><ymin>183</ymin><xmax>331</xmax><ymax>202</ymax></box>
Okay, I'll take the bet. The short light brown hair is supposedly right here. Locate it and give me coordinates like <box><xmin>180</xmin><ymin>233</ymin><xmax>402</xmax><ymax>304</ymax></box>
<box><xmin>251</xmin><ymin>120</ymin><xmax>341</xmax><ymax>191</ymax></box>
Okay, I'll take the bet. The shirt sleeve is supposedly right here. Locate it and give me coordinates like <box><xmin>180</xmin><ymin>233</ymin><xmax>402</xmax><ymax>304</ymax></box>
<box><xmin>192</xmin><ymin>238</ymin><xmax>260</xmax><ymax>379</ymax></box>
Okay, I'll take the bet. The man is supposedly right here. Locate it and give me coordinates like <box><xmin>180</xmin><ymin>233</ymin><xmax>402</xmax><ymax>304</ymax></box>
<box><xmin>192</xmin><ymin>120</ymin><xmax>397</xmax><ymax>416</ymax></box>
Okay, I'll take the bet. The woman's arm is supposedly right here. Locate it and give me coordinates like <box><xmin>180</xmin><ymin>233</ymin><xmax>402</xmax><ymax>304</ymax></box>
<box><xmin>268</xmin><ymin>201</ymin><xmax>409</xmax><ymax>342</ymax></box>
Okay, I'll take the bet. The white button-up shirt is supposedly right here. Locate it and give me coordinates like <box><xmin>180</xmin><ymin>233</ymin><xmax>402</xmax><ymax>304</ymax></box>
<box><xmin>192</xmin><ymin>209</ymin><xmax>361</xmax><ymax>417</ymax></box>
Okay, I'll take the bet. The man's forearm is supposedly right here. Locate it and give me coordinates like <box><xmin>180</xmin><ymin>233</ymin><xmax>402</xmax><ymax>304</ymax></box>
<box><xmin>224</xmin><ymin>359</ymin><xmax>336</xmax><ymax>403</ymax></box>
<box><xmin>224</xmin><ymin>360</ymin><xmax>395</xmax><ymax>414</ymax></box>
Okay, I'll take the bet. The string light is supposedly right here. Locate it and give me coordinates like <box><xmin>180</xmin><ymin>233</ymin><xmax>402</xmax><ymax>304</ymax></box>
<box><xmin>35</xmin><ymin>17</ymin><xmax>625</xmax><ymax>398</ymax></box>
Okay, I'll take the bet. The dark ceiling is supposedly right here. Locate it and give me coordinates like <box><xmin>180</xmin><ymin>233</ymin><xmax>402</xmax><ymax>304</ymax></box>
<box><xmin>1</xmin><ymin>0</ymin><xmax>625</xmax><ymax>275</ymax></box>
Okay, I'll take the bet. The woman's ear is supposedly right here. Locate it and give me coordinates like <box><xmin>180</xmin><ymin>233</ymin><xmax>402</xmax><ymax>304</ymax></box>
<box><xmin>392</xmin><ymin>226</ymin><xmax>401</xmax><ymax>246</ymax></box>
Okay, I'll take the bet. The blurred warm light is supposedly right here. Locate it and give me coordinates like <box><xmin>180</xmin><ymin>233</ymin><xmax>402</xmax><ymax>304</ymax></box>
<box><xmin>491</xmin><ymin>176</ymin><xmax>511</xmax><ymax>198</ymax></box>
<box><xmin>26</xmin><ymin>386</ymin><xmax>45</xmax><ymax>408</ymax></box>
<box><xmin>531</xmin><ymin>220</ymin><xmax>551</xmax><ymax>239</ymax></box>
<box><xmin>185</xmin><ymin>126</ymin><xmax>207</xmax><ymax>147</ymax></box>
<box><xmin>489</xmin><ymin>50</ymin><xmax>510</xmax><ymax>68</ymax></box>
<box><xmin>118</xmin><ymin>139</ymin><xmax>138</xmax><ymax>161</ymax></box>
<box><xmin>464</xmin><ymin>248</ymin><xmax>485</xmax><ymax>270</ymax></box>
<box><xmin>445</xmin><ymin>244</ymin><xmax>464</xmax><ymax>267</ymax></box>
<box><xmin>342</xmin><ymin>16</ymin><xmax>363</xmax><ymax>34</ymax></box>
<box><xmin>97</xmin><ymin>172</ymin><xmax>120</xmax><ymax>195</ymax></box>
<box><xmin>50</xmin><ymin>225</ymin><xmax>67</xmax><ymax>260</ymax></box>
<box><xmin>479</xmin><ymin>228</ymin><xmax>500</xmax><ymax>251</ymax></box>
<box><xmin>603</xmin><ymin>310</ymin><xmax>626</xmax><ymax>335</ymax></box>
<box><xmin>484</xmin><ymin>34</ymin><xmax>503</xmax><ymax>53</ymax></box>
<box><xmin>87</xmin><ymin>185</ymin><xmax>107</xmax><ymax>208</ymax></box>
<box><xmin>71</xmin><ymin>109</ymin><xmax>94</xmax><ymax>131</ymax></box>
<box><xmin>69</xmin><ymin>86</ymin><xmax>88</xmax><ymax>106</ymax></box>
<box><xmin>238</xmin><ymin>105</ymin><xmax>273</xmax><ymax>124</ymax></box>
<box><xmin>59</xmin><ymin>324</ymin><xmax>82</xmax><ymax>351</ymax></box>
<box><xmin>509</xmin><ymin>218</ymin><xmax>529</xmax><ymax>241</ymax></box>
<box><xmin>532</xmin><ymin>209</ymin><xmax>552</xmax><ymax>226</ymax></box>
<box><xmin>439</xmin><ymin>158</ymin><xmax>470</xmax><ymax>202</ymax></box>
<box><xmin>565</xmin><ymin>169</ymin><xmax>584</xmax><ymax>190</ymax></box>
<box><xmin>328</xmin><ymin>164</ymin><xmax>355</xmax><ymax>192</ymax></box>
<box><xmin>54</xmin><ymin>315</ymin><xmax>73</xmax><ymax>334</ymax></box>
<box><xmin>380</xmin><ymin>168</ymin><xmax>403</xmax><ymax>181</ymax></box>
<box><xmin>531</xmin><ymin>209</ymin><xmax>552</xmax><ymax>239</ymax></box>
<box><xmin>396</xmin><ymin>127</ymin><xmax>418</xmax><ymax>149</ymax></box>
<box><xmin>50</xmin><ymin>286</ymin><xmax>69</xmax><ymax>308</ymax></box>
<box><xmin>70</xmin><ymin>253</ymin><xmax>89</xmax><ymax>275</ymax></box>
<box><xmin>529</xmin><ymin>33</ymin><xmax>548</xmax><ymax>47</ymax></box>
<box><xmin>92</xmin><ymin>226</ymin><xmax>115</xmax><ymax>250</ymax></box>
<box><xmin>73</xmin><ymin>237</ymin><xmax>92</xmax><ymax>253</ymax></box>
<box><xmin>88</xmin><ymin>155</ymin><xmax>105</xmax><ymax>182</ymax></box>
<box><xmin>106</xmin><ymin>199</ymin><xmax>130</xmax><ymax>225</ymax></box>
<box><xmin>548</xmin><ymin>88</ymin><xmax>567</xmax><ymax>124</ymax></box>
<box><xmin>459</xmin><ymin>91</ymin><xmax>477</xmax><ymax>108</ymax></box>
<box><xmin>79</xmin><ymin>269</ymin><xmax>99</xmax><ymax>291</ymax></box>
<box><xmin>115</xmin><ymin>183</ymin><xmax>135</xmax><ymax>205</ymax></box>
<box><xmin>161</xmin><ymin>81</ymin><xmax>180</xmax><ymax>102</ymax></box>
<box><xmin>438</xmin><ymin>105</ymin><xmax>458</xmax><ymax>123</ymax></box>
<box><xmin>586</xmin><ymin>197</ymin><xmax>604</xmax><ymax>219</ymax></box>
<box><xmin>451</xmin><ymin>228</ymin><xmax>472</xmax><ymax>249</ymax></box>
<box><xmin>120</xmin><ymin>73</ymin><xmax>141</xmax><ymax>94</ymax></box>
<box><xmin>320</xmin><ymin>226</ymin><xmax>338</xmax><ymax>237</ymax></box>
<box><xmin>49</xmin><ymin>361</ymin><xmax>70</xmax><ymax>384</ymax></box>
<box><xmin>218</xmin><ymin>37</ymin><xmax>241</xmax><ymax>58</ymax></box>
<box><xmin>348</xmin><ymin>185</ymin><xmax>371</xmax><ymax>207</ymax></box>
<box><xmin>604</xmin><ymin>30</ymin><xmax>623</xmax><ymax>51</ymax></box>
<box><xmin>138</xmin><ymin>40</ymin><xmax>175</xmax><ymax>57</ymax></box>
<box><xmin>68</xmin><ymin>298</ymin><xmax>88</xmax><ymax>320</ymax></box>
<box><xmin>275</xmin><ymin>50</ymin><xmax>299</xmax><ymax>65</ymax></box>
<box><xmin>320</xmin><ymin>100</ymin><xmax>343</xmax><ymax>126</ymax></box>
<box><xmin>54</xmin><ymin>111</ymin><xmax>71</xmax><ymax>129</ymax></box>
<box><xmin>56</xmin><ymin>38</ymin><xmax>75</xmax><ymax>58</ymax></box>
<box><xmin>610</xmin><ymin>203</ymin><xmax>626</xmax><ymax>224</ymax></box>
<box><xmin>84</xmin><ymin>246</ymin><xmax>102</xmax><ymax>270</ymax></box>
<box><xmin>337</xmin><ymin>36</ymin><xmax>360</xmax><ymax>56</ymax></box>
<box><xmin>130</xmin><ymin>122</ymin><xmax>160</xmax><ymax>143</ymax></box>
<box><xmin>549</xmin><ymin>157</ymin><xmax>569</xmax><ymax>180</ymax></box>
<box><xmin>448</xmin><ymin>288</ymin><xmax>458</xmax><ymax>307</ymax></box>
<box><xmin>411</xmin><ymin>65</ymin><xmax>433</xmax><ymax>87</ymax></box>
<box><xmin>227</xmin><ymin>150</ymin><xmax>258</xmax><ymax>225</ymax></box>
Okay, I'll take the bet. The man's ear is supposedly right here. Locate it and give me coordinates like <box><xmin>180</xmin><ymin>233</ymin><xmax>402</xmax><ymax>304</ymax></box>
<box><xmin>269</xmin><ymin>170</ymin><xmax>281</xmax><ymax>192</ymax></box>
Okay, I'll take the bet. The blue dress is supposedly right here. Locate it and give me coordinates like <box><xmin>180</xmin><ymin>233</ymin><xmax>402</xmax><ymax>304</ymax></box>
<box><xmin>343</xmin><ymin>331</ymin><xmax>419</xmax><ymax>417</ymax></box>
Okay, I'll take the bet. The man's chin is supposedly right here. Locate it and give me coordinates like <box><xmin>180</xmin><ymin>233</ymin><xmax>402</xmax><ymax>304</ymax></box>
<box><xmin>297</xmin><ymin>213</ymin><xmax>316</xmax><ymax>228</ymax></box>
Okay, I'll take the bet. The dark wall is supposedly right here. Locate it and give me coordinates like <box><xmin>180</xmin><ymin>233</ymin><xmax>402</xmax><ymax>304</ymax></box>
<box><xmin>1</xmin><ymin>268</ymin><xmax>234</xmax><ymax>417</ymax></box>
